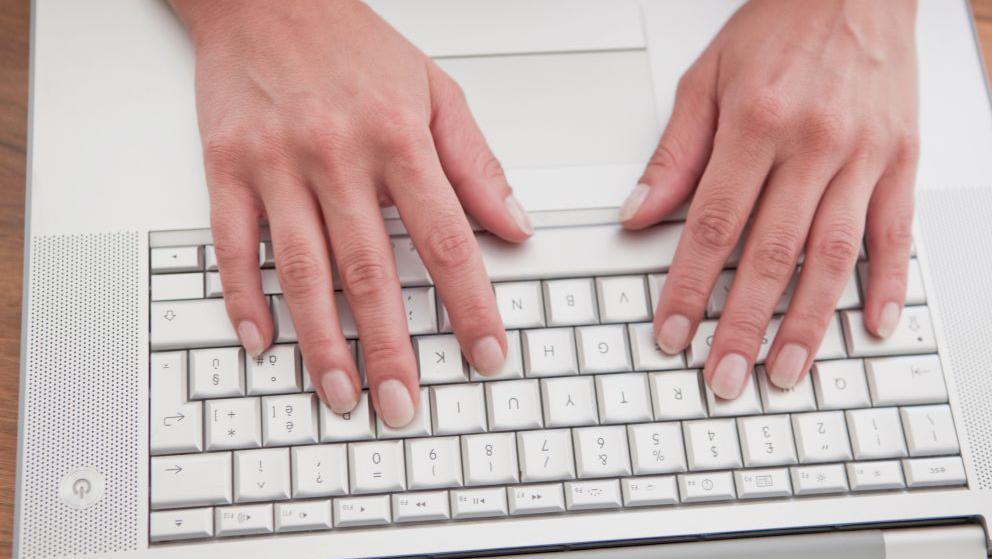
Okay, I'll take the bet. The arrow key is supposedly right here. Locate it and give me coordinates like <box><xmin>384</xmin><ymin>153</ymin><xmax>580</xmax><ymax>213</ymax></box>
<box><xmin>150</xmin><ymin>507</ymin><xmax>214</xmax><ymax>542</ymax></box>
<box><xmin>151</xmin><ymin>453</ymin><xmax>232</xmax><ymax>510</ymax></box>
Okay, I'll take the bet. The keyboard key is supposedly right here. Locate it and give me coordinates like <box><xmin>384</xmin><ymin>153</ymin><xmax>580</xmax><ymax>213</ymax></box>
<box><xmin>902</xmin><ymin>456</ymin><xmax>966</xmax><ymax>488</ymax></box>
<box><xmin>649</xmin><ymin>370</ymin><xmax>706</xmax><ymax>420</ymax></box>
<box><xmin>541</xmin><ymin>376</ymin><xmax>598</xmax><ymax>427</ymax></box>
<box><xmin>792</xmin><ymin>411</ymin><xmax>853</xmax><ymax>463</ymax></box>
<box><xmin>190</xmin><ymin>347</ymin><xmax>245</xmax><ymax>399</ymax></box>
<box><xmin>621</xmin><ymin>475</ymin><xmax>678</xmax><ymax>507</ymax></box>
<box><xmin>543</xmin><ymin>278</ymin><xmax>598</xmax><ymax>326</ymax></box>
<box><xmin>431</xmin><ymin>384</ymin><xmax>487</xmax><ymax>435</ymax></box>
<box><xmin>705</xmin><ymin>373</ymin><xmax>761</xmax><ymax>417</ymax></box>
<box><xmin>683</xmin><ymin>419</ymin><xmax>742</xmax><ymax>471</ymax></box>
<box><xmin>756</xmin><ymin>366</ymin><xmax>816</xmax><ymax>413</ymax></box>
<box><xmin>333</xmin><ymin>495</ymin><xmax>391</xmax><ymax>527</ymax></box>
<box><xmin>150</xmin><ymin>508</ymin><xmax>214</xmax><ymax>542</ymax></box>
<box><xmin>523</xmin><ymin>328</ymin><xmax>578</xmax><ymax>377</ymax></box>
<box><xmin>393</xmin><ymin>491</ymin><xmax>451</xmax><ymax>523</ymax></box>
<box><xmin>151</xmin><ymin>246</ymin><xmax>203</xmax><ymax>273</ymax></box>
<box><xmin>596</xmin><ymin>276</ymin><xmax>650</xmax><ymax>323</ymax></box>
<box><xmin>495</xmin><ymin>281</ymin><xmax>545</xmax><ymax>328</ymax></box>
<box><xmin>735</xmin><ymin>468</ymin><xmax>792</xmax><ymax>499</ymax></box>
<box><xmin>205</xmin><ymin>398</ymin><xmax>262</xmax><ymax>451</ymax></box>
<box><xmin>576</xmin><ymin>325</ymin><xmax>632</xmax><ymax>373</ymax></box>
<box><xmin>647</xmin><ymin>273</ymin><xmax>666</xmax><ymax>311</ymax></box>
<box><xmin>415</xmin><ymin>334</ymin><xmax>466</xmax><ymax>384</ymax></box>
<box><xmin>847</xmin><ymin>461</ymin><xmax>905</xmax><ymax>492</ymax></box>
<box><xmin>812</xmin><ymin>359</ymin><xmax>871</xmax><ymax>410</ymax></box>
<box><xmin>303</xmin><ymin>341</ymin><xmax>358</xmax><ymax>391</ymax></box>
<box><xmin>406</xmin><ymin>436</ymin><xmax>463</xmax><ymax>489</ymax></box>
<box><xmin>564</xmin><ymin>479</ymin><xmax>622</xmax><ymax>510</ymax></box>
<box><xmin>247</xmin><ymin>344</ymin><xmax>301</xmax><ymax>395</ymax></box>
<box><xmin>816</xmin><ymin>315</ymin><xmax>848</xmax><ymax>360</ymax></box>
<box><xmin>151</xmin><ymin>272</ymin><xmax>205</xmax><ymax>301</ymax></box>
<box><xmin>150</xmin><ymin>352</ymin><xmax>203</xmax><ymax>455</ymax></box>
<box><xmin>151</xmin><ymin>453</ymin><xmax>232</xmax><ymax>510</ymax></box>
<box><xmin>275</xmin><ymin>500</ymin><xmax>333</xmax><ymax>533</ymax></box>
<box><xmin>573</xmin><ymin>426</ymin><xmax>631</xmax><ymax>478</ymax></box>
<box><xmin>628</xmin><ymin>322</ymin><xmax>686</xmax><ymax>371</ymax></box>
<box><xmin>216</xmin><ymin>504</ymin><xmax>273</xmax><ymax>537</ymax></box>
<box><xmin>291</xmin><ymin>444</ymin><xmax>348</xmax><ymax>498</ymax></box>
<box><xmin>234</xmin><ymin>448</ymin><xmax>291</xmax><ymax>503</ymax></box>
<box><xmin>865</xmin><ymin>354</ymin><xmax>947</xmax><ymax>405</ymax></box>
<box><xmin>402</xmin><ymin>286</ymin><xmax>438</xmax><ymax>334</ymax></box>
<box><xmin>688</xmin><ymin>318</ymin><xmax>779</xmax><ymax>368</ymax></box>
<box><xmin>846</xmin><ymin>407</ymin><xmax>908</xmax><ymax>460</ymax></box>
<box><xmin>349</xmin><ymin>440</ymin><xmax>406</xmax><ymax>494</ymax></box>
<box><xmin>738</xmin><ymin>415</ymin><xmax>797</xmax><ymax>467</ymax></box>
<box><xmin>319</xmin><ymin>392</ymin><xmax>375</xmax><ymax>442</ymax></box>
<box><xmin>462</xmin><ymin>433</ymin><xmax>520</xmax><ymax>485</ymax></box>
<box><xmin>858</xmin><ymin>259</ymin><xmax>926</xmax><ymax>306</ymax></box>
<box><xmin>451</xmin><ymin>487</ymin><xmax>508</xmax><ymax>519</ymax></box>
<box><xmin>378</xmin><ymin>387</ymin><xmax>432</xmax><ymax>439</ymax></box>
<box><xmin>901</xmin><ymin>404</ymin><xmax>959</xmax><ymax>457</ymax></box>
<box><xmin>791</xmin><ymin>464</ymin><xmax>848</xmax><ymax>495</ymax></box>
<box><xmin>678</xmin><ymin>471</ymin><xmax>735</xmax><ymax>503</ymax></box>
<box><xmin>627</xmin><ymin>422</ymin><xmax>687</xmax><ymax>474</ymax></box>
<box><xmin>509</xmin><ymin>483</ymin><xmax>566</xmax><ymax>515</ymax></box>
<box><xmin>842</xmin><ymin>306</ymin><xmax>937</xmax><ymax>357</ymax></box>
<box><xmin>151</xmin><ymin>299</ymin><xmax>239</xmax><ymax>350</ymax></box>
<box><xmin>485</xmin><ymin>379</ymin><xmax>543</xmax><ymax>431</ymax></box>
<box><xmin>470</xmin><ymin>330</ymin><xmax>524</xmax><ymax>381</ymax></box>
<box><xmin>262</xmin><ymin>393</ymin><xmax>318</xmax><ymax>446</ymax></box>
<box><xmin>596</xmin><ymin>373</ymin><xmax>652</xmax><ymax>424</ymax></box>
<box><xmin>517</xmin><ymin>429</ymin><xmax>576</xmax><ymax>482</ymax></box>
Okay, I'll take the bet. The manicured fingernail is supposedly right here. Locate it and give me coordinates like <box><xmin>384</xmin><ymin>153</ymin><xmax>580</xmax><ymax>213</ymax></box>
<box><xmin>237</xmin><ymin>320</ymin><xmax>265</xmax><ymax>358</ymax></box>
<box><xmin>657</xmin><ymin>314</ymin><xmax>691</xmax><ymax>354</ymax></box>
<box><xmin>321</xmin><ymin>370</ymin><xmax>358</xmax><ymax>414</ymax></box>
<box><xmin>471</xmin><ymin>336</ymin><xmax>505</xmax><ymax>376</ymax></box>
<box><xmin>504</xmin><ymin>195</ymin><xmax>534</xmax><ymax>236</ymax></box>
<box><xmin>619</xmin><ymin>183</ymin><xmax>650</xmax><ymax>222</ymax></box>
<box><xmin>877</xmin><ymin>302</ymin><xmax>901</xmax><ymax>338</ymax></box>
<box><xmin>770</xmin><ymin>343</ymin><xmax>808</xmax><ymax>389</ymax></box>
<box><xmin>711</xmin><ymin>353</ymin><xmax>749</xmax><ymax>399</ymax></box>
<box><xmin>377</xmin><ymin>379</ymin><xmax>415</xmax><ymax>428</ymax></box>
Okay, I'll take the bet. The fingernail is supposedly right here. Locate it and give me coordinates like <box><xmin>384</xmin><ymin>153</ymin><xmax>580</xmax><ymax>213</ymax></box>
<box><xmin>237</xmin><ymin>320</ymin><xmax>266</xmax><ymax>358</ymax></box>
<box><xmin>619</xmin><ymin>183</ymin><xmax>650</xmax><ymax>222</ymax></box>
<box><xmin>711</xmin><ymin>353</ymin><xmax>749</xmax><ymax>399</ymax></box>
<box><xmin>471</xmin><ymin>335</ymin><xmax>505</xmax><ymax>376</ymax></box>
<box><xmin>770</xmin><ymin>343</ymin><xmax>808</xmax><ymax>389</ymax></box>
<box><xmin>504</xmin><ymin>195</ymin><xmax>534</xmax><ymax>236</ymax></box>
<box><xmin>377</xmin><ymin>379</ymin><xmax>415</xmax><ymax>428</ymax></box>
<box><xmin>877</xmin><ymin>302</ymin><xmax>901</xmax><ymax>338</ymax></box>
<box><xmin>657</xmin><ymin>314</ymin><xmax>691</xmax><ymax>354</ymax></box>
<box><xmin>321</xmin><ymin>370</ymin><xmax>358</xmax><ymax>414</ymax></box>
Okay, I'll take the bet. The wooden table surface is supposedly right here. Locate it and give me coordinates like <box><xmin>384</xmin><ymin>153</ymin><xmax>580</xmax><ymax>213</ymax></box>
<box><xmin>1</xmin><ymin>2</ymin><xmax>991</xmax><ymax>556</ymax></box>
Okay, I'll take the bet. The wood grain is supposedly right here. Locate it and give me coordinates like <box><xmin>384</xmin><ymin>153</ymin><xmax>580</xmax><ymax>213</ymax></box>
<box><xmin>0</xmin><ymin>2</ymin><xmax>991</xmax><ymax>557</ymax></box>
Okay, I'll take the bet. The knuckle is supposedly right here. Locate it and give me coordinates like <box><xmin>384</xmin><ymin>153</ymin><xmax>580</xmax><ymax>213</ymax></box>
<box><xmin>882</xmin><ymin>217</ymin><xmax>914</xmax><ymax>250</ymax></box>
<box><xmin>202</xmin><ymin>132</ymin><xmax>245</xmax><ymax>174</ymax></box>
<box><xmin>675</xmin><ymin>69</ymin><xmax>704</xmax><ymax>100</ymax></box>
<box><xmin>666</xmin><ymin>274</ymin><xmax>712</xmax><ymax>307</ymax></box>
<box><xmin>800</xmin><ymin>109</ymin><xmax>847</xmax><ymax>151</ymax></box>
<box><xmin>690</xmin><ymin>198</ymin><xmax>743</xmax><ymax>252</ymax></box>
<box><xmin>815</xmin><ymin>223</ymin><xmax>862</xmax><ymax>274</ymax></box>
<box><xmin>276</xmin><ymin>241</ymin><xmax>325</xmax><ymax>294</ymax></box>
<box><xmin>739</xmin><ymin>90</ymin><xmax>788</xmax><ymax>138</ymax></box>
<box><xmin>338</xmin><ymin>249</ymin><xmax>391</xmax><ymax>298</ymax></box>
<box><xmin>361</xmin><ymin>337</ymin><xmax>408</xmax><ymax>371</ymax></box>
<box><xmin>446</xmin><ymin>291</ymin><xmax>495</xmax><ymax>327</ymax></box>
<box><xmin>724</xmin><ymin>311</ymin><xmax>769</xmax><ymax>343</ymax></box>
<box><xmin>478</xmin><ymin>152</ymin><xmax>506</xmax><ymax>181</ymax></box>
<box><xmin>425</xmin><ymin>218</ymin><xmax>476</xmax><ymax>270</ymax></box>
<box><xmin>211</xmin><ymin>237</ymin><xmax>255</xmax><ymax>268</ymax></box>
<box><xmin>750</xmin><ymin>236</ymin><xmax>800</xmax><ymax>281</ymax></box>
<box><xmin>647</xmin><ymin>139</ymin><xmax>682</xmax><ymax>174</ymax></box>
<box><xmin>893</xmin><ymin>131</ymin><xmax>920</xmax><ymax>165</ymax></box>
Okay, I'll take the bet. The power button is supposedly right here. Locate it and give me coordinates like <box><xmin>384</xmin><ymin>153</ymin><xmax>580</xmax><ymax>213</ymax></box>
<box><xmin>59</xmin><ymin>468</ymin><xmax>105</xmax><ymax>509</ymax></box>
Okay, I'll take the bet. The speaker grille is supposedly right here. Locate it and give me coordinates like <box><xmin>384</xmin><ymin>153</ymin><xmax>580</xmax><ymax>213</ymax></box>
<box><xmin>918</xmin><ymin>189</ymin><xmax>992</xmax><ymax>491</ymax></box>
<box><xmin>18</xmin><ymin>232</ymin><xmax>142</xmax><ymax>558</ymax></box>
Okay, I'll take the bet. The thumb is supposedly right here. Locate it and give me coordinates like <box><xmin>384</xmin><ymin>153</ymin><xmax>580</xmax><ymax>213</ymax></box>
<box><xmin>427</xmin><ymin>62</ymin><xmax>532</xmax><ymax>243</ymax></box>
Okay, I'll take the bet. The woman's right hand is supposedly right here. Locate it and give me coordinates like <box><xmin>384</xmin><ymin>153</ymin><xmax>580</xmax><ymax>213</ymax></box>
<box><xmin>170</xmin><ymin>0</ymin><xmax>534</xmax><ymax>427</ymax></box>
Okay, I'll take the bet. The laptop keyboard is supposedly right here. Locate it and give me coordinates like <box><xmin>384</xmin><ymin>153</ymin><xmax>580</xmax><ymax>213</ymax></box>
<box><xmin>147</xmin><ymin>232</ymin><xmax>965</xmax><ymax>543</ymax></box>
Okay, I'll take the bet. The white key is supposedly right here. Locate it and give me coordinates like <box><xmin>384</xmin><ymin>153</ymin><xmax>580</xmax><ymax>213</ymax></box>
<box><xmin>402</xmin><ymin>286</ymin><xmax>438</xmax><ymax>334</ymax></box>
<box><xmin>596</xmin><ymin>275</ymin><xmax>650</xmax><ymax>323</ymax></box>
<box><xmin>509</xmin><ymin>483</ymin><xmax>566</xmax><ymax>515</ymax></box>
<box><xmin>627</xmin><ymin>422</ymin><xmax>687</xmax><ymax>474</ymax></box>
<box><xmin>262</xmin><ymin>393</ymin><xmax>318</xmax><ymax>446</ymax></box>
<box><xmin>273</xmin><ymin>294</ymin><xmax>358</xmax><ymax>342</ymax></box>
<box><xmin>349</xmin><ymin>440</ymin><xmax>406</xmax><ymax>494</ymax></box>
<box><xmin>495</xmin><ymin>281</ymin><xmax>545</xmax><ymax>328</ymax></box>
<box><xmin>406</xmin><ymin>436</ymin><xmax>463</xmax><ymax>489</ymax></box>
<box><xmin>678</xmin><ymin>471</ymin><xmax>736</xmax><ymax>503</ymax></box>
<box><xmin>204</xmin><ymin>272</ymin><xmax>223</xmax><ymax>298</ymax></box>
<box><xmin>150</xmin><ymin>508</ymin><xmax>214</xmax><ymax>542</ymax></box>
<box><xmin>470</xmin><ymin>330</ymin><xmax>524</xmax><ymax>381</ymax></box>
<box><xmin>735</xmin><ymin>468</ymin><xmax>792</xmax><ymax>499</ymax></box>
<box><xmin>756</xmin><ymin>366</ymin><xmax>816</xmax><ymax>413</ymax></box>
<box><xmin>462</xmin><ymin>433</ymin><xmax>520</xmax><ymax>485</ymax></box>
<box><xmin>842</xmin><ymin>306</ymin><xmax>937</xmax><ymax>357</ymax></box>
<box><xmin>206</xmin><ymin>398</ymin><xmax>262</xmax><ymax>451</ymax></box>
<box><xmin>859</xmin><ymin>259</ymin><xmax>926</xmax><ymax>306</ymax></box>
<box><xmin>150</xmin><ymin>351</ymin><xmax>203</xmax><ymax>455</ymax></box>
<box><xmin>415</xmin><ymin>335</ymin><xmax>466</xmax><ymax>384</ymax></box>
<box><xmin>438</xmin><ymin>303</ymin><xmax>453</xmax><ymax>333</ymax></box>
<box><xmin>541</xmin><ymin>376</ymin><xmax>598</xmax><ymax>427</ymax></box>
<box><xmin>378</xmin><ymin>387</ymin><xmax>432</xmax><ymax>439</ymax></box>
<box><xmin>431</xmin><ymin>384</ymin><xmax>487</xmax><ymax>435</ymax></box>
<box><xmin>902</xmin><ymin>456</ymin><xmax>966</xmax><ymax>488</ymax></box>
<box><xmin>647</xmin><ymin>273</ymin><xmax>666</xmax><ymax>310</ymax></box>
<box><xmin>486</xmin><ymin>379</ymin><xmax>543</xmax><ymax>431</ymax></box>
<box><xmin>649</xmin><ymin>370</ymin><xmax>706</xmax><ymax>420</ymax></box>
<box><xmin>564</xmin><ymin>479</ymin><xmax>622</xmax><ymax>510</ymax></box>
<box><xmin>246</xmin><ymin>344</ymin><xmax>301</xmax><ymax>395</ymax></box>
<box><xmin>517</xmin><ymin>429</ymin><xmax>576</xmax><ymax>482</ymax></box>
<box><xmin>151</xmin><ymin>299</ymin><xmax>239</xmax><ymax>350</ymax></box>
<box><xmin>817</xmin><ymin>315</ymin><xmax>848</xmax><ymax>360</ymax></box>
<box><xmin>152</xmin><ymin>272</ymin><xmax>205</xmax><ymax>301</ymax></box>
<box><xmin>393</xmin><ymin>491</ymin><xmax>451</xmax><ymax>523</ymax></box>
<box><xmin>573</xmin><ymin>426</ymin><xmax>631</xmax><ymax>478</ymax></box>
<box><xmin>621</xmin><ymin>476</ymin><xmax>678</xmax><ymax>507</ymax></box>
<box><xmin>451</xmin><ymin>487</ymin><xmax>508</xmax><ymax>519</ymax></box>
<box><xmin>204</xmin><ymin>243</ymin><xmax>269</xmax><ymax>271</ymax></box>
<box><xmin>303</xmin><ymin>341</ymin><xmax>358</xmax><ymax>392</ymax></box>
<box><xmin>683</xmin><ymin>419</ymin><xmax>742</xmax><ymax>471</ymax></box>
<box><xmin>901</xmin><ymin>404</ymin><xmax>959</xmax><ymax>457</ymax></box>
<box><xmin>151</xmin><ymin>453</ymin><xmax>232</xmax><ymax>510</ymax></box>
<box><xmin>234</xmin><ymin>448</ymin><xmax>291</xmax><ymax>502</ymax></box>
<box><xmin>543</xmin><ymin>278</ymin><xmax>598</xmax><ymax>326</ymax></box>
<box><xmin>523</xmin><ymin>328</ymin><xmax>578</xmax><ymax>377</ymax></box>
<box><xmin>319</xmin><ymin>392</ymin><xmax>375</xmax><ymax>442</ymax></box>
<box><xmin>152</xmin><ymin>246</ymin><xmax>203</xmax><ymax>273</ymax></box>
<box><xmin>792</xmin><ymin>411</ymin><xmax>853</xmax><ymax>463</ymax></box>
<box><xmin>190</xmin><ymin>347</ymin><xmax>245</xmax><ymax>399</ymax></box>
<box><xmin>628</xmin><ymin>322</ymin><xmax>686</xmax><ymax>371</ymax></box>
<box><xmin>596</xmin><ymin>373</ymin><xmax>652</xmax><ymax>424</ymax></box>
<box><xmin>847</xmin><ymin>407</ymin><xmax>908</xmax><ymax>460</ymax></box>
<box><xmin>390</xmin><ymin>235</ymin><xmax>432</xmax><ymax>286</ymax></box>
<box><xmin>705</xmin><ymin>270</ymin><xmax>736</xmax><ymax>317</ymax></box>
<box><xmin>291</xmin><ymin>444</ymin><xmax>348</xmax><ymax>498</ymax></box>
<box><xmin>847</xmin><ymin>461</ymin><xmax>905</xmax><ymax>491</ymax></box>
<box><xmin>575</xmin><ymin>325</ymin><xmax>632</xmax><ymax>373</ymax></box>
<box><xmin>812</xmin><ymin>359</ymin><xmax>871</xmax><ymax>410</ymax></box>
<box><xmin>791</xmin><ymin>464</ymin><xmax>848</xmax><ymax>495</ymax></box>
<box><xmin>216</xmin><ymin>503</ymin><xmax>273</xmax><ymax>537</ymax></box>
<box><xmin>705</xmin><ymin>373</ymin><xmax>762</xmax><ymax>417</ymax></box>
<box><xmin>333</xmin><ymin>495</ymin><xmax>391</xmax><ymax>527</ymax></box>
<box><xmin>275</xmin><ymin>500</ymin><xmax>333</xmax><ymax>533</ymax></box>
<box><xmin>688</xmin><ymin>318</ymin><xmax>780</xmax><ymax>368</ymax></box>
<box><xmin>738</xmin><ymin>415</ymin><xmax>797</xmax><ymax>467</ymax></box>
<box><xmin>865</xmin><ymin>354</ymin><xmax>947</xmax><ymax>405</ymax></box>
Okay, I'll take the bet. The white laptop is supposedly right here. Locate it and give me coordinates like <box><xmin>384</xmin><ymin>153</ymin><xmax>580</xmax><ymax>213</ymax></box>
<box><xmin>15</xmin><ymin>0</ymin><xmax>992</xmax><ymax>557</ymax></box>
